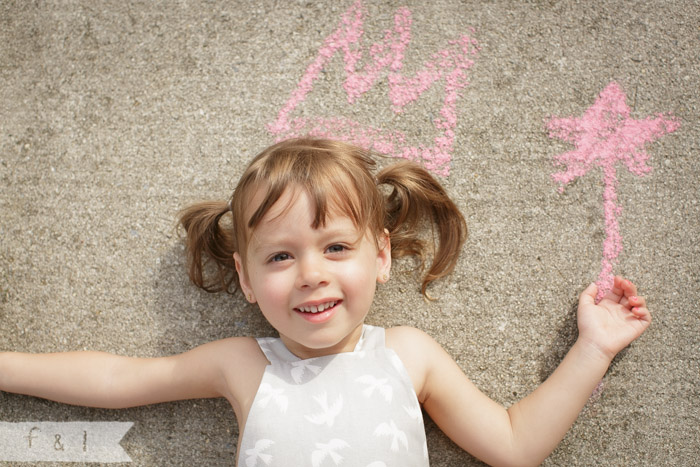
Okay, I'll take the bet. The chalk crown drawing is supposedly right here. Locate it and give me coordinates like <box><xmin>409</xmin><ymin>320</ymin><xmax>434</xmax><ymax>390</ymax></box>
<box><xmin>268</xmin><ymin>0</ymin><xmax>479</xmax><ymax>176</ymax></box>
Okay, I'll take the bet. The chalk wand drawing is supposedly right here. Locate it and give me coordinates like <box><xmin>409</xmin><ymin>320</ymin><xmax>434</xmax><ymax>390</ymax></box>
<box><xmin>547</xmin><ymin>82</ymin><xmax>680</xmax><ymax>300</ymax></box>
<box><xmin>268</xmin><ymin>0</ymin><xmax>479</xmax><ymax>176</ymax></box>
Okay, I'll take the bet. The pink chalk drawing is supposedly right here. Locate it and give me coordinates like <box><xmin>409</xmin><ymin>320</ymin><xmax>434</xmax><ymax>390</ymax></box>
<box><xmin>267</xmin><ymin>0</ymin><xmax>479</xmax><ymax>176</ymax></box>
<box><xmin>547</xmin><ymin>82</ymin><xmax>680</xmax><ymax>300</ymax></box>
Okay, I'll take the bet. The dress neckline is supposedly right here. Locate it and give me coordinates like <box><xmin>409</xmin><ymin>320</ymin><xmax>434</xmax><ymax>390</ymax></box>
<box><xmin>258</xmin><ymin>324</ymin><xmax>378</xmax><ymax>363</ymax></box>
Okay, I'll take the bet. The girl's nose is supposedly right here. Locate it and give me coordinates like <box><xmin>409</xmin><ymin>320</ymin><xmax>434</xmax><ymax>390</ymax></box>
<box><xmin>296</xmin><ymin>254</ymin><xmax>329</xmax><ymax>289</ymax></box>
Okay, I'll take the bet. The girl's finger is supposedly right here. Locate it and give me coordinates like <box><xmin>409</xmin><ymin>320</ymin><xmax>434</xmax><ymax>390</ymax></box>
<box><xmin>580</xmin><ymin>282</ymin><xmax>598</xmax><ymax>305</ymax></box>
<box><xmin>614</xmin><ymin>277</ymin><xmax>639</xmax><ymax>307</ymax></box>
<box><xmin>628</xmin><ymin>295</ymin><xmax>646</xmax><ymax>308</ymax></box>
<box><xmin>601</xmin><ymin>276</ymin><xmax>626</xmax><ymax>303</ymax></box>
<box><xmin>620</xmin><ymin>277</ymin><xmax>638</xmax><ymax>297</ymax></box>
<box><xmin>631</xmin><ymin>305</ymin><xmax>652</xmax><ymax>324</ymax></box>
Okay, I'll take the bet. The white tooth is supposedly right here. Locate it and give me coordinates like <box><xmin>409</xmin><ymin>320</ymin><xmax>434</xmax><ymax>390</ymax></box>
<box><xmin>298</xmin><ymin>301</ymin><xmax>338</xmax><ymax>313</ymax></box>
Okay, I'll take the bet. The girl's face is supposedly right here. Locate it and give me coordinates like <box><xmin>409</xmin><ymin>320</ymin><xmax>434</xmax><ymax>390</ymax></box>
<box><xmin>234</xmin><ymin>188</ymin><xmax>391</xmax><ymax>359</ymax></box>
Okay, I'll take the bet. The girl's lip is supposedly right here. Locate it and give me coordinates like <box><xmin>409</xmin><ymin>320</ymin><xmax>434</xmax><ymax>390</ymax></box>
<box><xmin>294</xmin><ymin>300</ymin><xmax>342</xmax><ymax>324</ymax></box>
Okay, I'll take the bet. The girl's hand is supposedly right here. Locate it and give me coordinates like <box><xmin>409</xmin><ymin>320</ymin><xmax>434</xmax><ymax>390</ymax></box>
<box><xmin>577</xmin><ymin>276</ymin><xmax>651</xmax><ymax>361</ymax></box>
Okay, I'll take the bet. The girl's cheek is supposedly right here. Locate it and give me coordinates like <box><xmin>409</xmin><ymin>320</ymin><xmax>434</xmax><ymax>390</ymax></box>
<box><xmin>259</xmin><ymin>273</ymin><xmax>293</xmax><ymax>302</ymax></box>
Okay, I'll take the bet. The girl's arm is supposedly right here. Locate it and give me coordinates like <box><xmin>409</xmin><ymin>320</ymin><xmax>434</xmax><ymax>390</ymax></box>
<box><xmin>0</xmin><ymin>337</ymin><xmax>261</xmax><ymax>410</ymax></box>
<box><xmin>391</xmin><ymin>276</ymin><xmax>650</xmax><ymax>467</ymax></box>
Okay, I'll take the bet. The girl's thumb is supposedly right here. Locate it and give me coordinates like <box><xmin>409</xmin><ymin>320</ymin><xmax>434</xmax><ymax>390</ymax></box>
<box><xmin>580</xmin><ymin>282</ymin><xmax>598</xmax><ymax>305</ymax></box>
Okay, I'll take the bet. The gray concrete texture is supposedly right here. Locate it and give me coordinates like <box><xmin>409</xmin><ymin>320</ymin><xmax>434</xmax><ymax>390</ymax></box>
<box><xmin>1</xmin><ymin>0</ymin><xmax>698</xmax><ymax>465</ymax></box>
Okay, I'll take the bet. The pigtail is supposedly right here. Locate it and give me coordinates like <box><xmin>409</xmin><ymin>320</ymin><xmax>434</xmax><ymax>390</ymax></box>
<box><xmin>178</xmin><ymin>201</ymin><xmax>238</xmax><ymax>293</ymax></box>
<box><xmin>377</xmin><ymin>161</ymin><xmax>467</xmax><ymax>296</ymax></box>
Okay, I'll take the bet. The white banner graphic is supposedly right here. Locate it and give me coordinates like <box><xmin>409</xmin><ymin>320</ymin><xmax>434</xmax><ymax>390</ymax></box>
<box><xmin>0</xmin><ymin>421</ymin><xmax>133</xmax><ymax>463</ymax></box>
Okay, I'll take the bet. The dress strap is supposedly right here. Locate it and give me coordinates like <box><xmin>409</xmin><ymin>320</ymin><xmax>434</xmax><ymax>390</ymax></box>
<box><xmin>353</xmin><ymin>324</ymin><xmax>385</xmax><ymax>352</ymax></box>
<box><xmin>255</xmin><ymin>336</ymin><xmax>300</xmax><ymax>363</ymax></box>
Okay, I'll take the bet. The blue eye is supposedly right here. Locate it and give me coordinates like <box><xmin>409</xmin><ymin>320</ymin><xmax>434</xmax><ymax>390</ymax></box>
<box><xmin>326</xmin><ymin>244</ymin><xmax>346</xmax><ymax>254</ymax></box>
<box><xmin>270</xmin><ymin>253</ymin><xmax>291</xmax><ymax>262</ymax></box>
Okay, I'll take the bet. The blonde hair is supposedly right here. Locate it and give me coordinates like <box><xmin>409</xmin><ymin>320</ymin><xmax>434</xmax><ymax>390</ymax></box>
<box><xmin>179</xmin><ymin>138</ymin><xmax>466</xmax><ymax>297</ymax></box>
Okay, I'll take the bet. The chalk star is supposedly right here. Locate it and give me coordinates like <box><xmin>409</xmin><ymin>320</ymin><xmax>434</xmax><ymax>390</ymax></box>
<box><xmin>548</xmin><ymin>81</ymin><xmax>679</xmax><ymax>189</ymax></box>
<box><xmin>547</xmin><ymin>81</ymin><xmax>679</xmax><ymax>298</ymax></box>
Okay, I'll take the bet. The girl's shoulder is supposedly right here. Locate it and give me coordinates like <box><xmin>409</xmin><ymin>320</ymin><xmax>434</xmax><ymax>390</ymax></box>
<box><xmin>385</xmin><ymin>326</ymin><xmax>447</xmax><ymax>363</ymax></box>
<box><xmin>385</xmin><ymin>325</ymin><xmax>433</xmax><ymax>347</ymax></box>
<box><xmin>186</xmin><ymin>336</ymin><xmax>269</xmax><ymax>392</ymax></box>
<box><xmin>202</xmin><ymin>335</ymin><xmax>269</xmax><ymax>367</ymax></box>
<box><xmin>385</xmin><ymin>325</ymin><xmax>442</xmax><ymax>349</ymax></box>
<box><xmin>196</xmin><ymin>336</ymin><xmax>269</xmax><ymax>419</ymax></box>
<box><xmin>385</xmin><ymin>326</ymin><xmax>452</xmax><ymax>403</ymax></box>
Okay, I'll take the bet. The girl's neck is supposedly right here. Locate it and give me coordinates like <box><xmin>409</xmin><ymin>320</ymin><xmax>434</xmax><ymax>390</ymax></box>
<box><xmin>279</xmin><ymin>323</ymin><xmax>365</xmax><ymax>359</ymax></box>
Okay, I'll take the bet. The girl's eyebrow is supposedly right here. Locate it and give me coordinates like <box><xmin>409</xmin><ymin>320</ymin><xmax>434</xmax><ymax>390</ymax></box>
<box><xmin>249</xmin><ymin>225</ymin><xmax>362</xmax><ymax>253</ymax></box>
<box><xmin>318</xmin><ymin>224</ymin><xmax>362</xmax><ymax>238</ymax></box>
<box><xmin>248</xmin><ymin>235</ymin><xmax>287</xmax><ymax>254</ymax></box>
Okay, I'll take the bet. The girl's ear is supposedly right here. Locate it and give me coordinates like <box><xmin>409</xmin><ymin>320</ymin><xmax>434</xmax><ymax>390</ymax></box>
<box><xmin>233</xmin><ymin>252</ymin><xmax>256</xmax><ymax>303</ymax></box>
<box><xmin>376</xmin><ymin>230</ymin><xmax>392</xmax><ymax>284</ymax></box>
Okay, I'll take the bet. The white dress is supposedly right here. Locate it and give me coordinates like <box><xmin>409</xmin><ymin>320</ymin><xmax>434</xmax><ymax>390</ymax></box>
<box><xmin>238</xmin><ymin>325</ymin><xmax>430</xmax><ymax>466</ymax></box>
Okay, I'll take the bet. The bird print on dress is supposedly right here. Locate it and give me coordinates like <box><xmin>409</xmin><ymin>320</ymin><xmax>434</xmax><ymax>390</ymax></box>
<box><xmin>373</xmin><ymin>420</ymin><xmax>409</xmax><ymax>452</ymax></box>
<box><xmin>255</xmin><ymin>383</ymin><xmax>288</xmax><ymax>413</ymax></box>
<box><xmin>290</xmin><ymin>359</ymin><xmax>322</xmax><ymax>383</ymax></box>
<box><xmin>311</xmin><ymin>439</ymin><xmax>350</xmax><ymax>467</ymax></box>
<box><xmin>304</xmin><ymin>392</ymin><xmax>344</xmax><ymax>426</ymax></box>
<box><xmin>403</xmin><ymin>403</ymin><xmax>422</xmax><ymax>420</ymax></box>
<box><xmin>244</xmin><ymin>439</ymin><xmax>274</xmax><ymax>467</ymax></box>
<box><xmin>355</xmin><ymin>374</ymin><xmax>394</xmax><ymax>402</ymax></box>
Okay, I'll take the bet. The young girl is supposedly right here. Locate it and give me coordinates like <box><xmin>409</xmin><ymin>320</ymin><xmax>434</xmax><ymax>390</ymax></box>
<box><xmin>0</xmin><ymin>138</ymin><xmax>650</xmax><ymax>466</ymax></box>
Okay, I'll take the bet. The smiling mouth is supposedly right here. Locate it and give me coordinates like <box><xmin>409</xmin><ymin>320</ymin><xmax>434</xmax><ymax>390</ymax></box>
<box><xmin>295</xmin><ymin>300</ymin><xmax>339</xmax><ymax>314</ymax></box>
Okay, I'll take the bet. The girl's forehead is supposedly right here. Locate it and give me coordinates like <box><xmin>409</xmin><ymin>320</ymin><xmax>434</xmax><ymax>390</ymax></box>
<box><xmin>247</xmin><ymin>192</ymin><xmax>366</xmax><ymax>248</ymax></box>
<box><xmin>245</xmin><ymin>183</ymin><xmax>359</xmax><ymax>227</ymax></box>
<box><xmin>250</xmin><ymin>187</ymin><xmax>308</xmax><ymax>227</ymax></box>
<box><xmin>243</xmin><ymin>187</ymin><xmax>335</xmax><ymax>234</ymax></box>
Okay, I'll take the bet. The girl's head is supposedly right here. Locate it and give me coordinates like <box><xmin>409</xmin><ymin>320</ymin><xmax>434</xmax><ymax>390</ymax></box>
<box><xmin>229</xmin><ymin>138</ymin><xmax>386</xmax><ymax>271</ymax></box>
<box><xmin>180</xmin><ymin>137</ymin><xmax>466</xmax><ymax>298</ymax></box>
<box><xmin>230</xmin><ymin>177</ymin><xmax>392</xmax><ymax>356</ymax></box>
